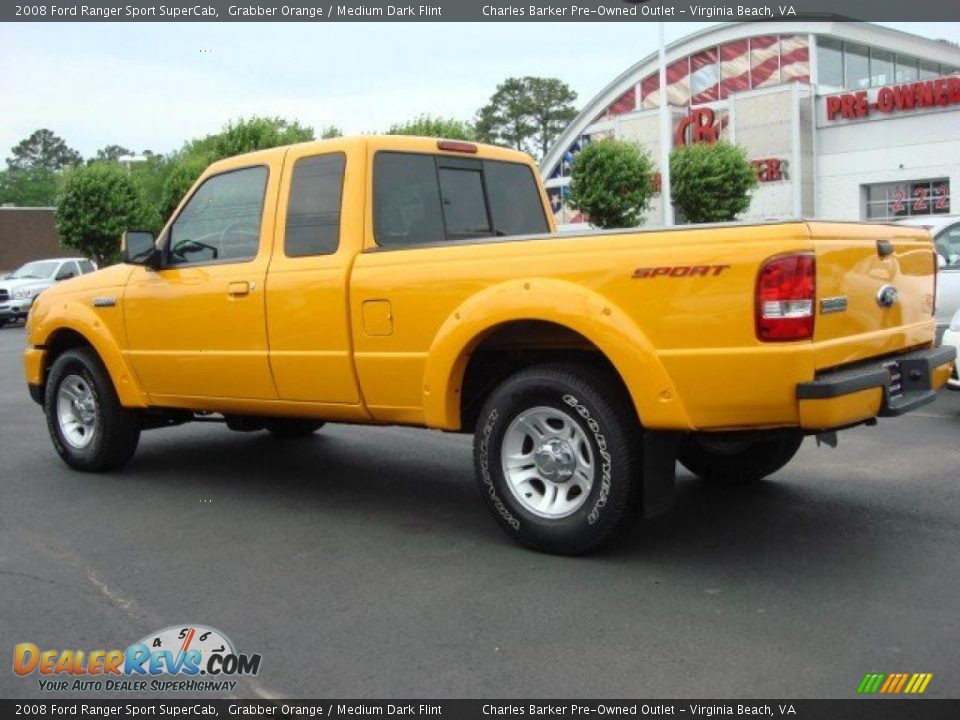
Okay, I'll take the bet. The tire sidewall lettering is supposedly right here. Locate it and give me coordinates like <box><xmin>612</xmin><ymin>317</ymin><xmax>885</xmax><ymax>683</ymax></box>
<box><xmin>479</xmin><ymin>408</ymin><xmax>521</xmax><ymax>530</ymax></box>
<box><xmin>562</xmin><ymin>393</ymin><xmax>612</xmax><ymax>525</ymax></box>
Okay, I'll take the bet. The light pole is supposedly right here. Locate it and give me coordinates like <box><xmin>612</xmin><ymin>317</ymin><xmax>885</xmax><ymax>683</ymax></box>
<box><xmin>658</xmin><ymin>22</ymin><xmax>674</xmax><ymax>227</ymax></box>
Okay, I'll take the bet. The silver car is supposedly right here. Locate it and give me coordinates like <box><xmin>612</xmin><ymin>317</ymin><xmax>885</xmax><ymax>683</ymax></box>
<box><xmin>896</xmin><ymin>215</ymin><xmax>960</xmax><ymax>342</ymax></box>
<box><xmin>0</xmin><ymin>257</ymin><xmax>97</xmax><ymax>327</ymax></box>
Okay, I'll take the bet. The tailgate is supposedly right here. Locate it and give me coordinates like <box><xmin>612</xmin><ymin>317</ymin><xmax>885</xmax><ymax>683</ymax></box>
<box><xmin>809</xmin><ymin>221</ymin><xmax>937</xmax><ymax>370</ymax></box>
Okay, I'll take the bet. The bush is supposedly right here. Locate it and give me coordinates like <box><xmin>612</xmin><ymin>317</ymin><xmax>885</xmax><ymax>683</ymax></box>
<box><xmin>158</xmin><ymin>153</ymin><xmax>215</xmax><ymax>223</ymax></box>
<box><xmin>669</xmin><ymin>141</ymin><xmax>757</xmax><ymax>224</ymax></box>
<box><xmin>55</xmin><ymin>164</ymin><xmax>148</xmax><ymax>266</ymax></box>
<box><xmin>388</xmin><ymin>114</ymin><xmax>475</xmax><ymax>140</ymax></box>
<box><xmin>567</xmin><ymin>140</ymin><xmax>654</xmax><ymax>230</ymax></box>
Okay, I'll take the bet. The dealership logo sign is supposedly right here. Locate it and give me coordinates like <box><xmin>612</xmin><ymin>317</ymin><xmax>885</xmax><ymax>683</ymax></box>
<box><xmin>12</xmin><ymin>624</ymin><xmax>262</xmax><ymax>693</ymax></box>
<box><xmin>825</xmin><ymin>76</ymin><xmax>960</xmax><ymax>121</ymax></box>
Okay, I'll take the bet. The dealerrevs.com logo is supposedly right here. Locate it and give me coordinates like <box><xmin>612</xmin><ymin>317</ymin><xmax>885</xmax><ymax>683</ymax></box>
<box><xmin>13</xmin><ymin>625</ymin><xmax>262</xmax><ymax>693</ymax></box>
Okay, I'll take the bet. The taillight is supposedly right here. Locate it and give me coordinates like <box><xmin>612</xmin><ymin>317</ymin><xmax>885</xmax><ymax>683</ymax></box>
<box><xmin>755</xmin><ymin>253</ymin><xmax>816</xmax><ymax>342</ymax></box>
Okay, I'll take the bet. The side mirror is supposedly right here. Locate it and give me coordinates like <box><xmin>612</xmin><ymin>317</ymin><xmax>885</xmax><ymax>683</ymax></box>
<box><xmin>121</xmin><ymin>231</ymin><xmax>160</xmax><ymax>269</ymax></box>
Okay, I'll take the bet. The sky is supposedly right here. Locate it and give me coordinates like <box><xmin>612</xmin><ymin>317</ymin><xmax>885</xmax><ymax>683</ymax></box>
<box><xmin>1</xmin><ymin>22</ymin><xmax>960</xmax><ymax>160</ymax></box>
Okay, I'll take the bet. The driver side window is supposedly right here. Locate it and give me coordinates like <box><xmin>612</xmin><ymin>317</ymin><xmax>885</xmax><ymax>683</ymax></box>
<box><xmin>168</xmin><ymin>165</ymin><xmax>268</xmax><ymax>266</ymax></box>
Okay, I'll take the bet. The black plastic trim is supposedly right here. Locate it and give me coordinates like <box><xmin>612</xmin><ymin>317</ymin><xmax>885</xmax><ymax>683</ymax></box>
<box><xmin>796</xmin><ymin>346</ymin><xmax>957</xmax><ymax>417</ymax></box>
<box><xmin>28</xmin><ymin>383</ymin><xmax>43</xmax><ymax>406</ymax></box>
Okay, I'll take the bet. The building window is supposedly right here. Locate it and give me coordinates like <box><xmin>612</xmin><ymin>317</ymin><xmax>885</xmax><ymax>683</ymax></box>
<box><xmin>863</xmin><ymin>179</ymin><xmax>951</xmax><ymax>220</ymax></box>
<box><xmin>870</xmin><ymin>48</ymin><xmax>895</xmax><ymax>87</ymax></box>
<box><xmin>817</xmin><ymin>37</ymin><xmax>844</xmax><ymax>88</ymax></box>
<box><xmin>719</xmin><ymin>39</ymin><xmax>750</xmax><ymax>99</ymax></box>
<box><xmin>895</xmin><ymin>55</ymin><xmax>919</xmax><ymax>82</ymax></box>
<box><xmin>751</xmin><ymin>35</ymin><xmax>780</xmax><ymax>88</ymax></box>
<box><xmin>844</xmin><ymin>42</ymin><xmax>871</xmax><ymax>89</ymax></box>
<box><xmin>919</xmin><ymin>59</ymin><xmax>941</xmax><ymax>80</ymax></box>
<box><xmin>690</xmin><ymin>48</ymin><xmax>719</xmax><ymax>104</ymax></box>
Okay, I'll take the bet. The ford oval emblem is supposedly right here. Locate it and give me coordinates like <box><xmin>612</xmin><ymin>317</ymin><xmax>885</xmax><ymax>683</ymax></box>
<box><xmin>876</xmin><ymin>285</ymin><xmax>899</xmax><ymax>309</ymax></box>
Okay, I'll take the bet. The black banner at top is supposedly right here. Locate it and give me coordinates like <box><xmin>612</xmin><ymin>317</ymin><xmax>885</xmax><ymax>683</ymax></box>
<box><xmin>1</xmin><ymin>699</ymin><xmax>959</xmax><ymax>719</ymax></box>
<box><xmin>3</xmin><ymin>0</ymin><xmax>960</xmax><ymax>22</ymax></box>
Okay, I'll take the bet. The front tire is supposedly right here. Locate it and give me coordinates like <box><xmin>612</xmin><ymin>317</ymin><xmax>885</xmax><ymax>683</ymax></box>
<box><xmin>45</xmin><ymin>348</ymin><xmax>141</xmax><ymax>472</ymax></box>
<box><xmin>473</xmin><ymin>363</ymin><xmax>641</xmax><ymax>555</ymax></box>
<box><xmin>678</xmin><ymin>434</ymin><xmax>803</xmax><ymax>485</ymax></box>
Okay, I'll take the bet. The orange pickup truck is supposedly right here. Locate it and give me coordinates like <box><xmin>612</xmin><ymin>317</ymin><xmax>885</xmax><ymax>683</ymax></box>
<box><xmin>24</xmin><ymin>136</ymin><xmax>955</xmax><ymax>554</ymax></box>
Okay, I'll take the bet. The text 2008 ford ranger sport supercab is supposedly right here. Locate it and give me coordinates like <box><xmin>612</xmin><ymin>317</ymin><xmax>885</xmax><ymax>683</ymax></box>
<box><xmin>24</xmin><ymin>136</ymin><xmax>956</xmax><ymax>554</ymax></box>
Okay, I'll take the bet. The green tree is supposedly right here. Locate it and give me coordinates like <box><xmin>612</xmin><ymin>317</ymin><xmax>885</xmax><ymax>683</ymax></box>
<box><xmin>320</xmin><ymin>125</ymin><xmax>343</xmax><ymax>139</ymax></box>
<box><xmin>158</xmin><ymin>153</ymin><xmax>215</xmax><ymax>222</ymax></box>
<box><xmin>158</xmin><ymin>116</ymin><xmax>315</xmax><ymax>224</ymax></box>
<box><xmin>476</xmin><ymin>77</ymin><xmax>536</xmax><ymax>154</ymax></box>
<box><xmin>567</xmin><ymin>140</ymin><xmax>654</xmax><ymax>230</ymax></box>
<box><xmin>129</xmin><ymin>154</ymin><xmax>174</xmax><ymax>232</ymax></box>
<box><xmin>669</xmin><ymin>141</ymin><xmax>757</xmax><ymax>224</ymax></box>
<box><xmin>387</xmin><ymin>114</ymin><xmax>475</xmax><ymax>140</ymax></box>
<box><xmin>55</xmin><ymin>163</ymin><xmax>148</xmax><ymax>266</ymax></box>
<box><xmin>202</xmin><ymin>116</ymin><xmax>314</xmax><ymax>159</ymax></box>
<box><xmin>7</xmin><ymin>129</ymin><xmax>82</xmax><ymax>171</ymax></box>
<box><xmin>476</xmin><ymin>76</ymin><xmax>577</xmax><ymax>158</ymax></box>
<box><xmin>0</xmin><ymin>167</ymin><xmax>59</xmax><ymax>206</ymax></box>
<box><xmin>524</xmin><ymin>77</ymin><xmax>578</xmax><ymax>159</ymax></box>
<box><xmin>91</xmin><ymin>145</ymin><xmax>133</xmax><ymax>164</ymax></box>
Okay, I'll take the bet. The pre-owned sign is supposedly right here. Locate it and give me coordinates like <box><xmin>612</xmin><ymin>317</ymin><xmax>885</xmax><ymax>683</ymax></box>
<box><xmin>825</xmin><ymin>76</ymin><xmax>960</xmax><ymax>121</ymax></box>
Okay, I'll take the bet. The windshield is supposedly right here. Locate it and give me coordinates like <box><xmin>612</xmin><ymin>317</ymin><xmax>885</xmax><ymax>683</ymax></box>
<box><xmin>10</xmin><ymin>260</ymin><xmax>58</xmax><ymax>280</ymax></box>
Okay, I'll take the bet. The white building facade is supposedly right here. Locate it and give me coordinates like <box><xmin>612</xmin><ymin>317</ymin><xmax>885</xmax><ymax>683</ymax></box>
<box><xmin>541</xmin><ymin>22</ymin><xmax>960</xmax><ymax>227</ymax></box>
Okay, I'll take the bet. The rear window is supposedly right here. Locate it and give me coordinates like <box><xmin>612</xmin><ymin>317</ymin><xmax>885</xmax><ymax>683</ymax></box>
<box><xmin>78</xmin><ymin>260</ymin><xmax>96</xmax><ymax>273</ymax></box>
<box><xmin>438</xmin><ymin>167</ymin><xmax>491</xmax><ymax>237</ymax></box>
<box><xmin>374</xmin><ymin>152</ymin><xmax>549</xmax><ymax>248</ymax></box>
<box><xmin>484</xmin><ymin>161</ymin><xmax>550</xmax><ymax>237</ymax></box>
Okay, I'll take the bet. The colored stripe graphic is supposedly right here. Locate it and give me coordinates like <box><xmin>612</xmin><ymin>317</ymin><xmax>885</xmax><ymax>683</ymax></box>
<box><xmin>858</xmin><ymin>673</ymin><xmax>885</xmax><ymax>693</ymax></box>
<box><xmin>857</xmin><ymin>672</ymin><xmax>933</xmax><ymax>694</ymax></box>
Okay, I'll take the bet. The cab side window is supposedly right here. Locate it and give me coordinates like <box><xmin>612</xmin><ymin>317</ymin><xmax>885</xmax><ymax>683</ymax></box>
<box><xmin>168</xmin><ymin>166</ymin><xmax>268</xmax><ymax>266</ymax></box>
<box><xmin>284</xmin><ymin>153</ymin><xmax>346</xmax><ymax>257</ymax></box>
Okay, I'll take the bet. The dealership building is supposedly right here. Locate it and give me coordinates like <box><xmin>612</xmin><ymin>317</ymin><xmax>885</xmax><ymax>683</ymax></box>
<box><xmin>542</xmin><ymin>21</ymin><xmax>960</xmax><ymax>228</ymax></box>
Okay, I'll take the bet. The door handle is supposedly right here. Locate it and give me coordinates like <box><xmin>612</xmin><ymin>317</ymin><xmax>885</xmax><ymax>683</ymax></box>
<box><xmin>227</xmin><ymin>281</ymin><xmax>250</xmax><ymax>297</ymax></box>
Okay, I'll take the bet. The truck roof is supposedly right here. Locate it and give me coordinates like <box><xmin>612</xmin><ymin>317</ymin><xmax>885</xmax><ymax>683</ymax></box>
<box><xmin>205</xmin><ymin>135</ymin><xmax>536</xmax><ymax>175</ymax></box>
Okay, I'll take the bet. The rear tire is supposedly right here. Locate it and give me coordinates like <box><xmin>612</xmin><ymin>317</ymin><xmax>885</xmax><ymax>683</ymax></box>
<box><xmin>473</xmin><ymin>363</ymin><xmax>641</xmax><ymax>555</ymax></box>
<box><xmin>679</xmin><ymin>434</ymin><xmax>803</xmax><ymax>485</ymax></box>
<box><xmin>263</xmin><ymin>418</ymin><xmax>325</xmax><ymax>438</ymax></box>
<box><xmin>45</xmin><ymin>347</ymin><xmax>141</xmax><ymax>472</ymax></box>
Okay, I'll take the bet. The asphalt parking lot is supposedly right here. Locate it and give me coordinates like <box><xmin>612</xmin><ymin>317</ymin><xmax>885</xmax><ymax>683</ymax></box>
<box><xmin>1</xmin><ymin>323</ymin><xmax>958</xmax><ymax>700</ymax></box>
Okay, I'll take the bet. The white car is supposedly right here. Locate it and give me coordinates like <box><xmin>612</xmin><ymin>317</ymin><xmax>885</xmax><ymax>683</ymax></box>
<box><xmin>942</xmin><ymin>308</ymin><xmax>960</xmax><ymax>391</ymax></box>
<box><xmin>896</xmin><ymin>215</ymin><xmax>960</xmax><ymax>342</ymax></box>
<box><xmin>0</xmin><ymin>257</ymin><xmax>97</xmax><ymax>327</ymax></box>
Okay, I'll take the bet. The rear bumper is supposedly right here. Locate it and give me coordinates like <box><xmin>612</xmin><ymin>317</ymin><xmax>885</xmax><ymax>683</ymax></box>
<box><xmin>796</xmin><ymin>346</ymin><xmax>956</xmax><ymax>429</ymax></box>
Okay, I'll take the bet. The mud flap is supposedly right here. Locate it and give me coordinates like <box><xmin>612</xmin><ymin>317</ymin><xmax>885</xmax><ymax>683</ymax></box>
<box><xmin>642</xmin><ymin>430</ymin><xmax>683</xmax><ymax>518</ymax></box>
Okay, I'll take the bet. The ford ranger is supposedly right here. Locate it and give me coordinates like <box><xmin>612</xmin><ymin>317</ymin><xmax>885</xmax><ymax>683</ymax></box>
<box><xmin>23</xmin><ymin>136</ymin><xmax>956</xmax><ymax>554</ymax></box>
